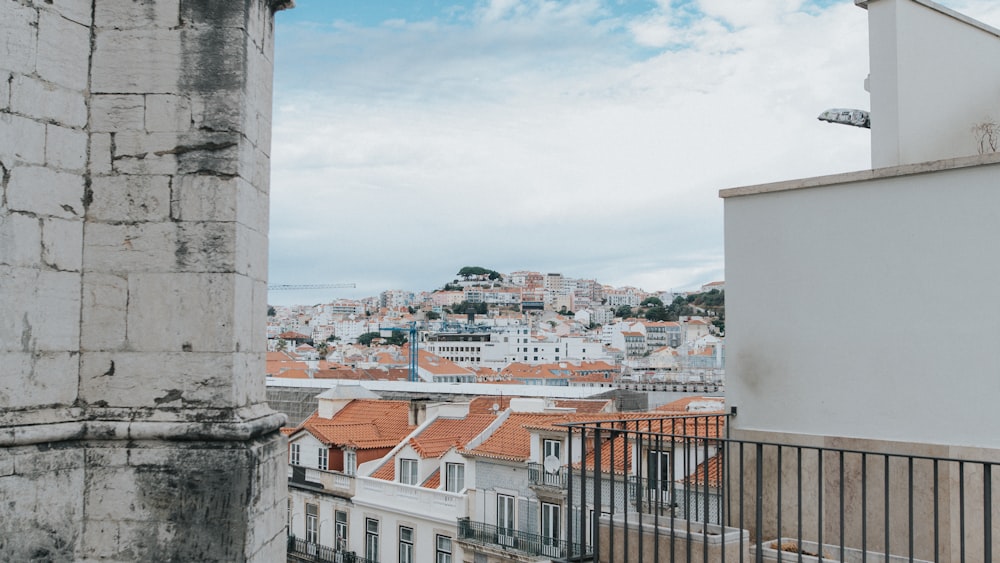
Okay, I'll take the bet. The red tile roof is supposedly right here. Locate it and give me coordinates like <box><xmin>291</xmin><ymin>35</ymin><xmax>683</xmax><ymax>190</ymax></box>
<box><xmin>422</xmin><ymin>468</ymin><xmax>441</xmax><ymax>489</ymax></box>
<box><xmin>683</xmin><ymin>453</ymin><xmax>723</xmax><ymax>488</ymax></box>
<box><xmin>296</xmin><ymin>400</ymin><xmax>415</xmax><ymax>450</ymax></box>
<box><xmin>408</xmin><ymin>415</ymin><xmax>496</xmax><ymax>459</ymax></box>
<box><xmin>464</xmin><ymin>413</ymin><xmax>569</xmax><ymax>462</ymax></box>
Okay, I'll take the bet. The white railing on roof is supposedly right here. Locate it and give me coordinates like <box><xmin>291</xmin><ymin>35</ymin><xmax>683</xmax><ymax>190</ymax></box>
<box><xmin>355</xmin><ymin>476</ymin><xmax>466</xmax><ymax>522</ymax></box>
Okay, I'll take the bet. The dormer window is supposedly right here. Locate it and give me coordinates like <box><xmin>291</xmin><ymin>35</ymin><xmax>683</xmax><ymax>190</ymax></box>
<box><xmin>345</xmin><ymin>450</ymin><xmax>357</xmax><ymax>475</ymax></box>
<box><xmin>445</xmin><ymin>462</ymin><xmax>465</xmax><ymax>492</ymax></box>
<box><xmin>400</xmin><ymin>458</ymin><xmax>418</xmax><ymax>485</ymax></box>
<box><xmin>318</xmin><ymin>447</ymin><xmax>328</xmax><ymax>470</ymax></box>
<box><xmin>543</xmin><ymin>439</ymin><xmax>561</xmax><ymax>462</ymax></box>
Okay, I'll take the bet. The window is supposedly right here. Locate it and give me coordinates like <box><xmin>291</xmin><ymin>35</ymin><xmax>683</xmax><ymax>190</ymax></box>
<box><xmin>344</xmin><ymin>450</ymin><xmax>356</xmax><ymax>475</ymax></box>
<box><xmin>398</xmin><ymin>526</ymin><xmax>413</xmax><ymax>563</ymax></box>
<box><xmin>365</xmin><ymin>518</ymin><xmax>379</xmax><ymax>562</ymax></box>
<box><xmin>541</xmin><ymin>503</ymin><xmax>561</xmax><ymax>556</ymax></box>
<box><xmin>497</xmin><ymin>494</ymin><xmax>515</xmax><ymax>544</ymax></box>
<box><xmin>543</xmin><ymin>439</ymin><xmax>561</xmax><ymax>462</ymax></box>
<box><xmin>317</xmin><ymin>447</ymin><xmax>328</xmax><ymax>470</ymax></box>
<box><xmin>400</xmin><ymin>458</ymin><xmax>418</xmax><ymax>485</ymax></box>
<box><xmin>305</xmin><ymin>503</ymin><xmax>318</xmax><ymax>544</ymax></box>
<box><xmin>445</xmin><ymin>462</ymin><xmax>464</xmax><ymax>493</ymax></box>
<box><xmin>647</xmin><ymin>450</ymin><xmax>671</xmax><ymax>503</ymax></box>
<box><xmin>436</xmin><ymin>535</ymin><xmax>453</xmax><ymax>563</ymax></box>
<box><xmin>335</xmin><ymin>510</ymin><xmax>348</xmax><ymax>550</ymax></box>
<box><xmin>290</xmin><ymin>443</ymin><xmax>300</xmax><ymax>465</ymax></box>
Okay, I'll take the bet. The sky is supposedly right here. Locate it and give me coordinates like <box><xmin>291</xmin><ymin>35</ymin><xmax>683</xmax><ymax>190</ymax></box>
<box><xmin>267</xmin><ymin>0</ymin><xmax>1000</xmax><ymax>306</ymax></box>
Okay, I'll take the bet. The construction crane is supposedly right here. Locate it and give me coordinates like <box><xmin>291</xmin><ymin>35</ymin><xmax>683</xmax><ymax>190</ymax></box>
<box><xmin>379</xmin><ymin>322</ymin><xmax>419</xmax><ymax>382</ymax></box>
<box><xmin>267</xmin><ymin>283</ymin><xmax>356</xmax><ymax>291</ymax></box>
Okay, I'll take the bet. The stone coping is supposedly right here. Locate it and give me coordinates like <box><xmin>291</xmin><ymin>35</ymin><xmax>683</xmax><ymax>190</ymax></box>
<box><xmin>719</xmin><ymin>151</ymin><xmax>1000</xmax><ymax>199</ymax></box>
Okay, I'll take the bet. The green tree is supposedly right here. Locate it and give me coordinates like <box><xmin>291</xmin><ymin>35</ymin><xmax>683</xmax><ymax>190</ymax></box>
<box><xmin>267</xmin><ymin>305</ymin><xmax>276</xmax><ymax>317</ymax></box>
<box><xmin>426</xmin><ymin>311</ymin><xmax>441</xmax><ymax>320</ymax></box>
<box><xmin>386</xmin><ymin>331</ymin><xmax>408</xmax><ymax>346</ymax></box>
<box><xmin>315</xmin><ymin>341</ymin><xmax>329</xmax><ymax>357</ymax></box>
<box><xmin>357</xmin><ymin>332</ymin><xmax>381</xmax><ymax>346</ymax></box>
<box><xmin>644</xmin><ymin>306</ymin><xmax>670</xmax><ymax>321</ymax></box>
<box><xmin>326</xmin><ymin>334</ymin><xmax>339</xmax><ymax>342</ymax></box>
<box><xmin>275</xmin><ymin>339</ymin><xmax>287</xmax><ymax>352</ymax></box>
<box><xmin>615</xmin><ymin>305</ymin><xmax>633</xmax><ymax>318</ymax></box>
<box><xmin>640</xmin><ymin>296</ymin><xmax>663</xmax><ymax>307</ymax></box>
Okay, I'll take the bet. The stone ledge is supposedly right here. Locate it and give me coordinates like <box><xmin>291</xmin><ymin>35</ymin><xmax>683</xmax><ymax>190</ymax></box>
<box><xmin>0</xmin><ymin>408</ymin><xmax>286</xmax><ymax>447</ymax></box>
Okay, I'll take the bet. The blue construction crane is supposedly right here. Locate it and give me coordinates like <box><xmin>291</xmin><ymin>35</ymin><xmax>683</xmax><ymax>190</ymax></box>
<box><xmin>379</xmin><ymin>322</ymin><xmax>419</xmax><ymax>382</ymax></box>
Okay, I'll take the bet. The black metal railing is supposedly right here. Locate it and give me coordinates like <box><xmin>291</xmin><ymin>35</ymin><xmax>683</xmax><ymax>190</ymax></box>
<box><xmin>287</xmin><ymin>535</ymin><xmax>376</xmax><ymax>563</ymax></box>
<box><xmin>528</xmin><ymin>461</ymin><xmax>568</xmax><ymax>488</ymax></box>
<box><xmin>457</xmin><ymin>517</ymin><xmax>590</xmax><ymax>559</ymax></box>
<box><xmin>562</xmin><ymin>414</ymin><xmax>1000</xmax><ymax>563</ymax></box>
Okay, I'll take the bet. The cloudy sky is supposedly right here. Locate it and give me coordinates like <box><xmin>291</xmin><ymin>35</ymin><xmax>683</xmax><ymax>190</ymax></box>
<box><xmin>267</xmin><ymin>0</ymin><xmax>999</xmax><ymax>305</ymax></box>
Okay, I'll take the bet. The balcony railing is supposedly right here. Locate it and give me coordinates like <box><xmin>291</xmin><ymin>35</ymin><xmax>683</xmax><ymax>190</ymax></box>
<box><xmin>528</xmin><ymin>461</ymin><xmax>568</xmax><ymax>488</ymax></box>
<box><xmin>457</xmin><ymin>517</ymin><xmax>590</xmax><ymax>559</ymax></box>
<box><xmin>288</xmin><ymin>465</ymin><xmax>356</xmax><ymax>498</ymax></box>
<box><xmin>286</xmin><ymin>535</ymin><xmax>375</xmax><ymax>563</ymax></box>
<box><xmin>562</xmin><ymin>414</ymin><xmax>1000</xmax><ymax>563</ymax></box>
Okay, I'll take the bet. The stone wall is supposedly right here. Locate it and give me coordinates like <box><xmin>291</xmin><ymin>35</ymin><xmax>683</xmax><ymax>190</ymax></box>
<box><xmin>1</xmin><ymin>0</ymin><xmax>290</xmax><ymax>560</ymax></box>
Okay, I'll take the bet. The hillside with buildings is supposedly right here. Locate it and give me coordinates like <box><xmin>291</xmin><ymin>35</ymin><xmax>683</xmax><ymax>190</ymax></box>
<box><xmin>265</xmin><ymin>271</ymin><xmax>726</xmax><ymax>388</ymax></box>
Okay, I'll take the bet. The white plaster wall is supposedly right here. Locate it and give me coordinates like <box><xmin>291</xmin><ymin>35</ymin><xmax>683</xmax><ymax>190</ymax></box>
<box><xmin>724</xmin><ymin>159</ymin><xmax>1000</xmax><ymax>448</ymax></box>
<box><xmin>866</xmin><ymin>0</ymin><xmax>1000</xmax><ymax>167</ymax></box>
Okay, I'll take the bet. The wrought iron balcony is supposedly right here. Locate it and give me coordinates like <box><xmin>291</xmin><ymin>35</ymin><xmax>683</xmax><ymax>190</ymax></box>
<box><xmin>286</xmin><ymin>535</ymin><xmax>375</xmax><ymax>563</ymax></box>
<box><xmin>528</xmin><ymin>461</ymin><xmax>568</xmax><ymax>489</ymax></box>
<box><xmin>561</xmin><ymin>414</ymin><xmax>1000</xmax><ymax>562</ymax></box>
<box><xmin>457</xmin><ymin>517</ymin><xmax>590</xmax><ymax>560</ymax></box>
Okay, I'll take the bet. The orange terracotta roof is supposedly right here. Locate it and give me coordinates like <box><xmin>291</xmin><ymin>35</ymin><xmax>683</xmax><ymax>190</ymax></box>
<box><xmin>371</xmin><ymin>460</ymin><xmax>395</xmax><ymax>481</ymax></box>
<box><xmin>280</xmin><ymin>427</ymin><xmax>296</xmax><ymax>436</ymax></box>
<box><xmin>409</xmin><ymin>415</ymin><xmax>496</xmax><ymax>459</ymax></box>
<box><xmin>278</xmin><ymin>331</ymin><xmax>310</xmax><ymax>340</ymax></box>
<box><xmin>552</xmin><ymin>399</ymin><xmax>612</xmax><ymax>413</ymax></box>
<box><xmin>272</xmin><ymin>369</ymin><xmax>310</xmax><ymax>380</ymax></box>
<box><xmin>464</xmin><ymin>413</ymin><xmax>569</xmax><ymax>462</ymax></box>
<box><xmin>654</xmin><ymin>397</ymin><xmax>725</xmax><ymax>413</ymax></box>
<box><xmin>683</xmin><ymin>453</ymin><xmax>723</xmax><ymax>488</ymax></box>
<box><xmin>468</xmin><ymin>396</ymin><xmax>516</xmax><ymax>415</ymax></box>
<box><xmin>422</xmin><ymin>468</ymin><xmax>441</xmax><ymax>489</ymax></box>
<box><xmin>298</xmin><ymin>400</ymin><xmax>415</xmax><ymax>450</ymax></box>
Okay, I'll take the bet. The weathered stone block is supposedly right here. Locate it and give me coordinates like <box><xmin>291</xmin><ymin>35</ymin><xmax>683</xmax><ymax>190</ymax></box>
<box><xmin>145</xmin><ymin>94</ymin><xmax>192</xmax><ymax>132</ymax></box>
<box><xmin>125</xmin><ymin>272</ymin><xmax>238</xmax><ymax>352</ymax></box>
<box><xmin>91</xmin><ymin>29</ymin><xmax>183</xmax><ymax>94</ymax></box>
<box><xmin>0</xmin><ymin>2</ymin><xmax>39</xmax><ymax>75</ymax></box>
<box><xmin>87</xmin><ymin>175</ymin><xmax>171</xmax><ymax>223</ymax></box>
<box><xmin>44</xmin><ymin>0</ymin><xmax>93</xmax><ymax>27</ymax></box>
<box><xmin>235</xmin><ymin>223</ymin><xmax>267</xmax><ymax>280</ymax></box>
<box><xmin>81</xmin><ymin>273</ymin><xmax>128</xmax><ymax>351</ymax></box>
<box><xmin>170</xmin><ymin>174</ymin><xmax>240</xmax><ymax>222</ymax></box>
<box><xmin>36</xmin><ymin>9</ymin><xmax>90</xmax><ymax>90</ymax></box>
<box><xmin>46</xmin><ymin>123</ymin><xmax>88</xmax><ymax>171</ymax></box>
<box><xmin>0</xmin><ymin>351</ymin><xmax>79</xmax><ymax>409</ymax></box>
<box><xmin>83</xmin><ymin>221</ymin><xmax>236</xmax><ymax>274</ymax></box>
<box><xmin>42</xmin><ymin>216</ymin><xmax>83</xmax><ymax>271</ymax></box>
<box><xmin>95</xmin><ymin>0</ymin><xmax>179</xmax><ymax>29</ymax></box>
<box><xmin>8</xmin><ymin>165</ymin><xmax>84</xmax><ymax>218</ymax></box>
<box><xmin>0</xmin><ymin>71</ymin><xmax>10</xmax><ymax>111</ymax></box>
<box><xmin>90</xmin><ymin>95</ymin><xmax>145</xmax><ymax>133</ymax></box>
<box><xmin>0</xmin><ymin>212</ymin><xmax>41</xmax><ymax>267</ymax></box>
<box><xmin>0</xmin><ymin>451</ymin><xmax>84</xmax><ymax>562</ymax></box>
<box><xmin>0</xmin><ymin>113</ymin><xmax>47</xmax><ymax>165</ymax></box>
<box><xmin>10</xmin><ymin>74</ymin><xmax>88</xmax><ymax>128</ymax></box>
<box><xmin>80</xmin><ymin>351</ymin><xmax>238</xmax><ymax>407</ymax></box>
<box><xmin>0</xmin><ymin>267</ymin><xmax>81</xmax><ymax>352</ymax></box>
<box><xmin>89</xmin><ymin>133</ymin><xmax>114</xmax><ymax>175</ymax></box>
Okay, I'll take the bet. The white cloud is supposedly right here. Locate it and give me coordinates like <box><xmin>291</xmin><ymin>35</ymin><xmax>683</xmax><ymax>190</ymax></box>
<box><xmin>267</xmin><ymin>0</ymin><xmax>993</xmax><ymax>304</ymax></box>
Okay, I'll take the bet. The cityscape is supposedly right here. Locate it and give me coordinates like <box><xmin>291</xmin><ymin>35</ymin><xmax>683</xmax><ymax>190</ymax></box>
<box><xmin>4</xmin><ymin>0</ymin><xmax>1000</xmax><ymax>562</ymax></box>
